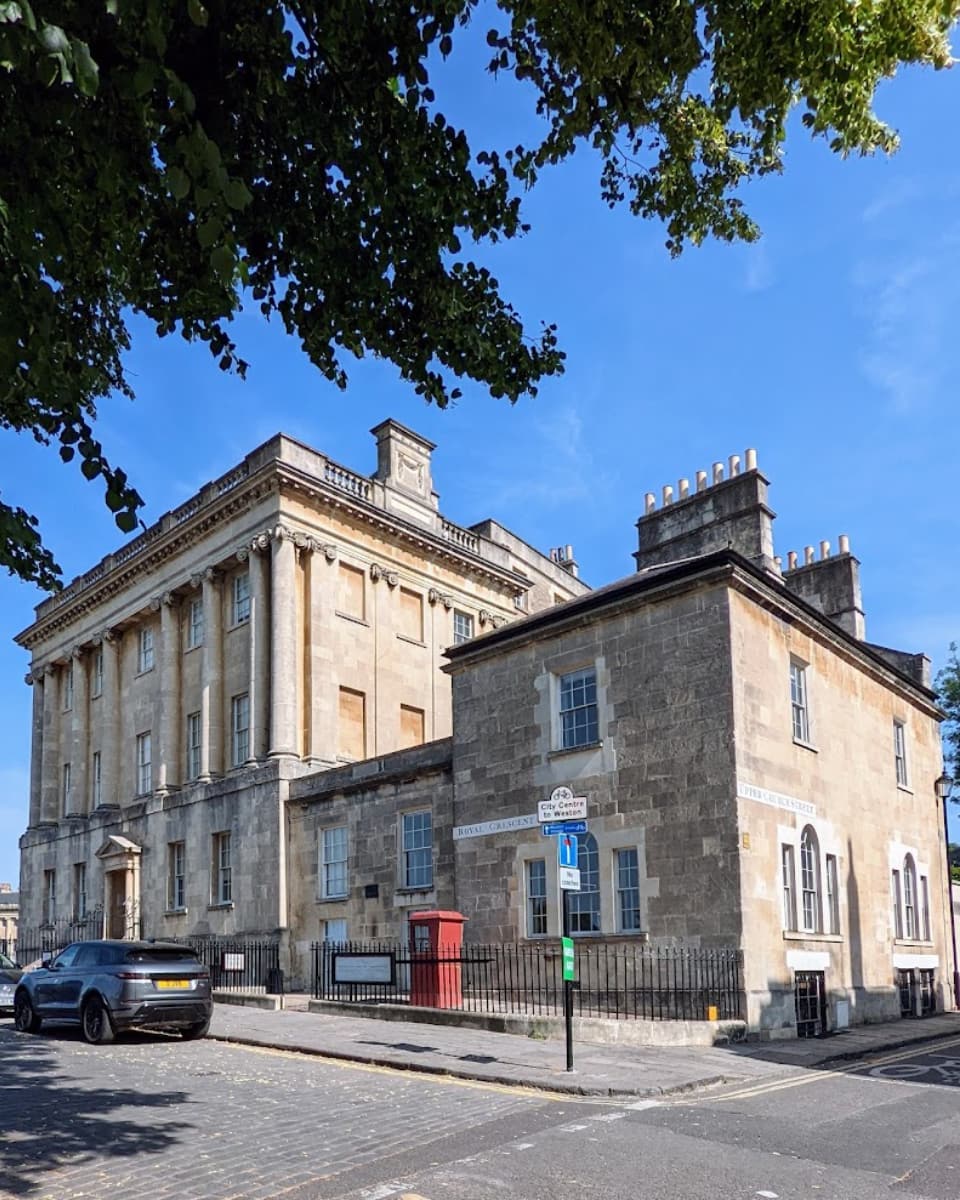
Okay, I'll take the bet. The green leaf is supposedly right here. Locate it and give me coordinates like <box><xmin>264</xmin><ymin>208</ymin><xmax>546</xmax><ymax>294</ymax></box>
<box><xmin>115</xmin><ymin>510</ymin><xmax>138</xmax><ymax>533</ymax></box>
<box><xmin>223</xmin><ymin>179</ymin><xmax>252</xmax><ymax>210</ymax></box>
<box><xmin>210</xmin><ymin>244</ymin><xmax>235</xmax><ymax>277</ymax></box>
<box><xmin>166</xmin><ymin>165</ymin><xmax>190</xmax><ymax>200</ymax></box>
<box><xmin>197</xmin><ymin>217</ymin><xmax>221</xmax><ymax>247</ymax></box>
<box><xmin>71</xmin><ymin>37</ymin><xmax>99</xmax><ymax>96</ymax></box>
<box><xmin>187</xmin><ymin>0</ymin><xmax>208</xmax><ymax>28</ymax></box>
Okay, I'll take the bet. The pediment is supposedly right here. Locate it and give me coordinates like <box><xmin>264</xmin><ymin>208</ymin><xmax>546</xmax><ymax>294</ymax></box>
<box><xmin>95</xmin><ymin>834</ymin><xmax>142</xmax><ymax>862</ymax></box>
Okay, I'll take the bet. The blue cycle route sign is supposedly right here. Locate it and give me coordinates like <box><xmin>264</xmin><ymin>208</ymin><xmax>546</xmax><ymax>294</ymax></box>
<box><xmin>541</xmin><ymin>820</ymin><xmax>588</xmax><ymax>836</ymax></box>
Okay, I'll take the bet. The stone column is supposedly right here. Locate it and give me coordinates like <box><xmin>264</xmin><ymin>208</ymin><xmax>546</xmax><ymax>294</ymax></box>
<box><xmin>156</xmin><ymin>592</ymin><xmax>181</xmax><ymax>793</ymax></box>
<box><xmin>269</xmin><ymin>527</ymin><xmax>299</xmax><ymax>757</ymax></box>
<box><xmin>201</xmin><ymin>568</ymin><xmax>223</xmax><ymax>779</ymax></box>
<box><xmin>100</xmin><ymin>629</ymin><xmax>122</xmax><ymax>807</ymax></box>
<box><xmin>40</xmin><ymin>664</ymin><xmax>59</xmax><ymax>823</ymax></box>
<box><xmin>27</xmin><ymin>670</ymin><xmax>44</xmax><ymax>827</ymax></box>
<box><xmin>69</xmin><ymin>646</ymin><xmax>88</xmax><ymax>814</ymax></box>
<box><xmin>248</xmin><ymin>535</ymin><xmax>271</xmax><ymax>762</ymax></box>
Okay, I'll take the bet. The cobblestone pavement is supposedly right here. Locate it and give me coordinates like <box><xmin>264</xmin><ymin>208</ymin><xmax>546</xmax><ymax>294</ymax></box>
<box><xmin>0</xmin><ymin>1021</ymin><xmax>566</xmax><ymax>1200</ymax></box>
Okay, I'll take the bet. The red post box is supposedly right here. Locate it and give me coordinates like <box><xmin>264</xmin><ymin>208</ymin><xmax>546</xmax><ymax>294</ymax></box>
<box><xmin>408</xmin><ymin>910</ymin><xmax>467</xmax><ymax>1009</ymax></box>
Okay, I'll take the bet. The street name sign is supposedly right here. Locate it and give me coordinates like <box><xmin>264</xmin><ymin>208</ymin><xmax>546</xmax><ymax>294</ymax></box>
<box><xmin>559</xmin><ymin>866</ymin><xmax>581</xmax><ymax>891</ymax></box>
<box><xmin>541</xmin><ymin>820</ymin><xmax>588</xmax><ymax>836</ymax></box>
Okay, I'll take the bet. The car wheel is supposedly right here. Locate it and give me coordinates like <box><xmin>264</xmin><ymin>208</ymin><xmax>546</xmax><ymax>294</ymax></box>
<box><xmin>81</xmin><ymin>996</ymin><xmax>115</xmax><ymax>1045</ymax></box>
<box><xmin>180</xmin><ymin>1017</ymin><xmax>211</xmax><ymax>1041</ymax></box>
<box><xmin>13</xmin><ymin>990</ymin><xmax>42</xmax><ymax>1034</ymax></box>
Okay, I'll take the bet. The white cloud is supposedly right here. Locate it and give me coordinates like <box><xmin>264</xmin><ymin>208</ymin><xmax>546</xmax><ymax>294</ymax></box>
<box><xmin>854</xmin><ymin>232</ymin><xmax>960</xmax><ymax>413</ymax></box>
<box><xmin>861</xmin><ymin>179</ymin><xmax>922</xmax><ymax>224</ymax></box>
<box><xmin>743</xmin><ymin>243</ymin><xmax>774</xmax><ymax>293</ymax></box>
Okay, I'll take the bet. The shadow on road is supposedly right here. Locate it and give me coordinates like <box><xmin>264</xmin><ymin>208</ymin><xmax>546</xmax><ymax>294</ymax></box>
<box><xmin>0</xmin><ymin>1025</ymin><xmax>196</xmax><ymax>1196</ymax></box>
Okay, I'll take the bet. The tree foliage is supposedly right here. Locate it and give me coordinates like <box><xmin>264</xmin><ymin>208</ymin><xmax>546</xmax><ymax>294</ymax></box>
<box><xmin>2</xmin><ymin>0</ymin><xmax>957</xmax><ymax>589</ymax></box>
<box><xmin>937</xmin><ymin>642</ymin><xmax>960</xmax><ymax>796</ymax></box>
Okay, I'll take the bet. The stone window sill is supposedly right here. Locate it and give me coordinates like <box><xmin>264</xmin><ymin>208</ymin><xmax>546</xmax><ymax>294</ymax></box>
<box><xmin>896</xmin><ymin>783</ymin><xmax>914</xmax><ymax>796</ymax></box>
<box><xmin>335</xmin><ymin>611</ymin><xmax>369</xmax><ymax>627</ymax></box>
<box><xmin>783</xmin><ymin>930</ymin><xmax>843</xmax><ymax>942</ymax></box>
<box><xmin>316</xmin><ymin>895</ymin><xmax>349</xmax><ymax>905</ymax></box>
<box><xmin>894</xmin><ymin>939</ymin><xmax>934</xmax><ymax>949</ymax></box>
<box><xmin>549</xmin><ymin>741</ymin><xmax>603</xmax><ymax>760</ymax></box>
<box><xmin>792</xmin><ymin>738</ymin><xmax>818</xmax><ymax>753</ymax></box>
<box><xmin>136</xmin><ymin>666</ymin><xmax>154</xmax><ymax>677</ymax></box>
<box><xmin>396</xmin><ymin>634</ymin><xmax>426</xmax><ymax>648</ymax></box>
<box><xmin>165</xmin><ymin>908</ymin><xmax>188</xmax><ymax>917</ymax></box>
<box><xmin>227</xmin><ymin>618</ymin><xmax>250</xmax><ymax>632</ymax></box>
<box><xmin>184</xmin><ymin>643</ymin><xmax>202</xmax><ymax>655</ymax></box>
<box><xmin>207</xmin><ymin>902</ymin><xmax>234</xmax><ymax>911</ymax></box>
<box><xmin>396</xmin><ymin>887</ymin><xmax>435</xmax><ymax>898</ymax></box>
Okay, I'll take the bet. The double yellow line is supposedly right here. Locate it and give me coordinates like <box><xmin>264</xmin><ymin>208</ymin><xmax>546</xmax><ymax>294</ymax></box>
<box><xmin>681</xmin><ymin>1034</ymin><xmax>960</xmax><ymax>1104</ymax></box>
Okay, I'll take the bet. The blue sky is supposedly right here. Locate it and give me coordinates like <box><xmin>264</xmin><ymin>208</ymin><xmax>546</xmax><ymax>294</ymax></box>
<box><xmin>2</xmin><ymin>25</ymin><xmax>959</xmax><ymax>887</ymax></box>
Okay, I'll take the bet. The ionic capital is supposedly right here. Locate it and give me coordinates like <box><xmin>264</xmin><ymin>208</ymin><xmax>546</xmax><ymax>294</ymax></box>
<box><xmin>235</xmin><ymin>547</ymin><xmax>250</xmax><ymax>564</ymax></box>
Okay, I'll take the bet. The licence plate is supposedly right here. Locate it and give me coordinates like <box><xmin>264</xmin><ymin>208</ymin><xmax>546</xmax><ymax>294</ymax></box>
<box><xmin>156</xmin><ymin>979</ymin><xmax>190</xmax><ymax>990</ymax></box>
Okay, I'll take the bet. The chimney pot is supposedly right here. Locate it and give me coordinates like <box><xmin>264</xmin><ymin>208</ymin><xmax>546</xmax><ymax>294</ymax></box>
<box><xmin>729</xmin><ymin>454</ymin><xmax>741</xmax><ymax>477</ymax></box>
<box><xmin>838</xmin><ymin>533</ymin><xmax>850</xmax><ymax>554</ymax></box>
<box><xmin>745</xmin><ymin>448</ymin><xmax>758</xmax><ymax>471</ymax></box>
<box><xmin>787</xmin><ymin>550</ymin><xmax>798</xmax><ymax>570</ymax></box>
<box><xmin>712</xmin><ymin>462</ymin><xmax>724</xmax><ymax>484</ymax></box>
<box><xmin>644</xmin><ymin>492</ymin><xmax>657</xmax><ymax>514</ymax></box>
<box><xmin>696</xmin><ymin>470</ymin><xmax>708</xmax><ymax>492</ymax></box>
<box><xmin>679</xmin><ymin>478</ymin><xmax>690</xmax><ymax>499</ymax></box>
<box><xmin>804</xmin><ymin>546</ymin><xmax>815</xmax><ymax>566</ymax></box>
<box><xmin>662</xmin><ymin>484</ymin><xmax>674</xmax><ymax>506</ymax></box>
<box><xmin>820</xmin><ymin>539</ymin><xmax>831</xmax><ymax>560</ymax></box>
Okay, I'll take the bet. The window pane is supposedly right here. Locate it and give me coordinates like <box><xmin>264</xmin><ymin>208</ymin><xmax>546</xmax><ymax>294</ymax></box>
<box><xmin>559</xmin><ymin>669</ymin><xmax>598</xmax><ymax>750</ymax></box>
<box><xmin>568</xmin><ymin>833</ymin><xmax>600</xmax><ymax>933</ymax></box>
<box><xmin>402</xmin><ymin>811</ymin><xmax>433</xmax><ymax>889</ymax></box>
<box><xmin>322</xmin><ymin>826</ymin><xmax>349</xmax><ymax>898</ymax></box>
<box><xmin>790</xmin><ymin>662</ymin><xmax>809</xmax><ymax>742</ymax></box>
<box><xmin>800</xmin><ymin>826</ymin><xmax>820</xmax><ymax>932</ymax></box>
<box><xmin>616</xmin><ymin>848</ymin><xmax>641</xmax><ymax>932</ymax></box>
<box><xmin>233</xmin><ymin>573</ymin><xmax>251</xmax><ymax>623</ymax></box>
<box><xmin>782</xmin><ymin>844</ymin><xmax>796</xmax><ymax>930</ymax></box>
<box><xmin>453</xmin><ymin>610</ymin><xmax>474</xmax><ymax>645</ymax></box>
<box><xmin>526</xmin><ymin>859</ymin><xmax>547</xmax><ymax>937</ymax></box>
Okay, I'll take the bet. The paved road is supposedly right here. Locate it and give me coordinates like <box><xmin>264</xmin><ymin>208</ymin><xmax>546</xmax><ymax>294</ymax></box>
<box><xmin>3</xmin><ymin>1021</ymin><xmax>960</xmax><ymax>1200</ymax></box>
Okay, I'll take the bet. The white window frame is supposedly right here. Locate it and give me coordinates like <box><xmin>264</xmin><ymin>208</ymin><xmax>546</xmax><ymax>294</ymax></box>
<box><xmin>525</xmin><ymin>858</ymin><xmax>548</xmax><ymax>937</ymax></box>
<box><xmin>320</xmin><ymin>826</ymin><xmax>349</xmax><ymax>899</ymax></box>
<box><xmin>790</xmin><ymin>658</ymin><xmax>810</xmax><ymax>744</ymax></box>
<box><xmin>453</xmin><ymin>609</ymin><xmax>474</xmax><ymax>646</ymax></box>
<box><xmin>138</xmin><ymin>627</ymin><xmax>155</xmax><ymax>674</ymax></box>
<box><xmin>92</xmin><ymin>648</ymin><xmax>104</xmax><ymax>697</ymax></box>
<box><xmin>168</xmin><ymin>841</ymin><xmax>186</xmax><ymax>911</ymax></box>
<box><xmin>324</xmin><ymin>918</ymin><xmax>348</xmax><ymax>943</ymax></box>
<box><xmin>43</xmin><ymin>869</ymin><xmax>56</xmax><ymax>924</ymax></box>
<box><xmin>893</xmin><ymin>720</ymin><xmax>909</xmax><ymax>788</ymax></box>
<box><xmin>62</xmin><ymin>761</ymin><xmax>72</xmax><ymax>815</ymax></box>
<box><xmin>212</xmin><ymin>832</ymin><xmax>232</xmax><ymax>905</ymax></box>
<box><xmin>558</xmin><ymin>667</ymin><xmax>599</xmax><ymax>751</ymax></box>
<box><xmin>73</xmin><ymin>862</ymin><xmax>87</xmax><ymax>921</ymax></box>
<box><xmin>903</xmin><ymin>855</ymin><xmax>919</xmax><ymax>940</ymax></box>
<box><xmin>186</xmin><ymin>711</ymin><xmax>202</xmax><ymax>780</ymax></box>
<box><xmin>615</xmin><ymin>847</ymin><xmax>642</xmax><ymax>933</ymax></box>
<box><xmin>892</xmin><ymin>869</ymin><xmax>904</xmax><ymax>939</ymax></box>
<box><xmin>782</xmin><ymin>843</ymin><xmax>797</xmax><ymax>931</ymax></box>
<box><xmin>187</xmin><ymin>597</ymin><xmax>204</xmax><ymax>650</ymax></box>
<box><xmin>231</xmin><ymin>693</ymin><xmax>250</xmax><ymax>767</ymax></box>
<box><xmin>232</xmin><ymin>572</ymin><xmax>251</xmax><ymax>625</ymax></box>
<box><xmin>799</xmin><ymin>824</ymin><xmax>822</xmax><ymax>933</ymax></box>
<box><xmin>401</xmin><ymin>810</ymin><xmax>433</xmax><ymax>890</ymax></box>
<box><xmin>921</xmin><ymin>875</ymin><xmax>931</xmax><ymax>941</ymax></box>
<box><xmin>825</xmin><ymin>853</ymin><xmax>840</xmax><ymax>935</ymax></box>
<box><xmin>136</xmin><ymin>731</ymin><xmax>152</xmax><ymax>795</ymax></box>
<box><xmin>63</xmin><ymin>664</ymin><xmax>74</xmax><ymax>711</ymax></box>
<box><xmin>91</xmin><ymin>751</ymin><xmax>102</xmax><ymax>808</ymax></box>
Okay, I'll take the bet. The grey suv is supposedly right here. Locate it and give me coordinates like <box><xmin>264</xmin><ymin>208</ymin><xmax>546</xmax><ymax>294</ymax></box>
<box><xmin>13</xmin><ymin>940</ymin><xmax>212</xmax><ymax>1044</ymax></box>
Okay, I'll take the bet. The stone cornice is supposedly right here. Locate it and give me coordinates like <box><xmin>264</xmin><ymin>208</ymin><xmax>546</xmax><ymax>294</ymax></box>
<box><xmin>16</xmin><ymin>449</ymin><xmax>531</xmax><ymax>651</ymax></box>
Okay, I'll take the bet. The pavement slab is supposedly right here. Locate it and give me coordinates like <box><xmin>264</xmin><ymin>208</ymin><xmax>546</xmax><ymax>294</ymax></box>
<box><xmin>207</xmin><ymin>1001</ymin><xmax>960</xmax><ymax>1097</ymax></box>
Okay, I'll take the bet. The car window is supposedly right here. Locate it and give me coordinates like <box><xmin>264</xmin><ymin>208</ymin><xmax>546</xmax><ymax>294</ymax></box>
<box><xmin>0</xmin><ymin>952</ymin><xmax>15</xmax><ymax>969</ymax></box>
<box><xmin>123</xmin><ymin>948</ymin><xmax>199</xmax><ymax>966</ymax></box>
<box><xmin>52</xmin><ymin>944</ymin><xmax>82</xmax><ymax>969</ymax></box>
<box><xmin>73</xmin><ymin>944</ymin><xmax>103</xmax><ymax>967</ymax></box>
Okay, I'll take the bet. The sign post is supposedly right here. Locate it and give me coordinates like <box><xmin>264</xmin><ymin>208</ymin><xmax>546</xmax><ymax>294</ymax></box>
<box><xmin>540</xmin><ymin>786</ymin><xmax>584</xmax><ymax>1072</ymax></box>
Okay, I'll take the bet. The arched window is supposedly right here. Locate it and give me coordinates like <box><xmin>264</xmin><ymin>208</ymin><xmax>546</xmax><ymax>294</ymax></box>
<box><xmin>903</xmin><ymin>855</ymin><xmax>918</xmax><ymax>939</ymax></box>
<box><xmin>800</xmin><ymin>825</ymin><xmax>822</xmax><ymax>933</ymax></box>
<box><xmin>568</xmin><ymin>833</ymin><xmax>600</xmax><ymax>934</ymax></box>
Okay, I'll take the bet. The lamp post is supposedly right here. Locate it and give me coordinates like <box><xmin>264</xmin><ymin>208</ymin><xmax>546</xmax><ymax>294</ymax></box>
<box><xmin>936</xmin><ymin>773</ymin><xmax>960</xmax><ymax>1010</ymax></box>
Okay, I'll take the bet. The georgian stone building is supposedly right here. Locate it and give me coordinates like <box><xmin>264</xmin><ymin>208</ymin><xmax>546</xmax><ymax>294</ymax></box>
<box><xmin>16</xmin><ymin>420</ymin><xmax>586</xmax><ymax>945</ymax></box>
<box><xmin>17</xmin><ymin>435</ymin><xmax>952</xmax><ymax>1035</ymax></box>
<box><xmin>288</xmin><ymin>451</ymin><xmax>951</xmax><ymax>1035</ymax></box>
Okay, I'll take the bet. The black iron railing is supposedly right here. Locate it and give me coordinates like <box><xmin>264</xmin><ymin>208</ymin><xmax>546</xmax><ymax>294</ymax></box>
<box><xmin>170</xmin><ymin>936</ymin><xmax>282</xmax><ymax>994</ymax></box>
<box><xmin>312</xmin><ymin>940</ymin><xmax>743</xmax><ymax>1022</ymax></box>
<box><xmin>14</xmin><ymin>907</ymin><xmax>107</xmax><ymax>965</ymax></box>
